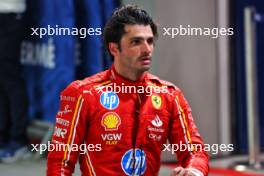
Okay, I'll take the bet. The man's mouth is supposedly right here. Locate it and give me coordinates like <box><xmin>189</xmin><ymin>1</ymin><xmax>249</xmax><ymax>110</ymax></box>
<box><xmin>140</xmin><ymin>57</ymin><xmax>152</xmax><ymax>65</ymax></box>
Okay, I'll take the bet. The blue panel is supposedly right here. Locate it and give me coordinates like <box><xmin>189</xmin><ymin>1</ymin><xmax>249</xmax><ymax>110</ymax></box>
<box><xmin>22</xmin><ymin>0</ymin><xmax>119</xmax><ymax>122</ymax></box>
<box><xmin>234</xmin><ymin>0</ymin><xmax>264</xmax><ymax>152</ymax></box>
<box><xmin>22</xmin><ymin>0</ymin><xmax>76</xmax><ymax>122</ymax></box>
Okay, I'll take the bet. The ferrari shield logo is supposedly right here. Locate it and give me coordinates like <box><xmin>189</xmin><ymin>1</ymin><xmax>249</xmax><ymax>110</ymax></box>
<box><xmin>151</xmin><ymin>95</ymin><xmax>162</xmax><ymax>109</ymax></box>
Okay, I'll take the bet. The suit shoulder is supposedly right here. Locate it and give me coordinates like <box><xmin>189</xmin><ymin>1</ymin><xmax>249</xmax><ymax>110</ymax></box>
<box><xmin>146</xmin><ymin>73</ymin><xmax>180</xmax><ymax>92</ymax></box>
<box><xmin>63</xmin><ymin>70</ymin><xmax>110</xmax><ymax>92</ymax></box>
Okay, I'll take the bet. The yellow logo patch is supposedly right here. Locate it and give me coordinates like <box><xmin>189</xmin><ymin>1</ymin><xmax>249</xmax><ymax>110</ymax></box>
<box><xmin>101</xmin><ymin>112</ymin><xmax>121</xmax><ymax>131</ymax></box>
<box><xmin>151</xmin><ymin>95</ymin><xmax>162</xmax><ymax>109</ymax></box>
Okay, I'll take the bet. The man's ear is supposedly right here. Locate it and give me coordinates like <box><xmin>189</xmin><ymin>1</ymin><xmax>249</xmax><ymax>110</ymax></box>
<box><xmin>109</xmin><ymin>43</ymin><xmax>119</xmax><ymax>57</ymax></box>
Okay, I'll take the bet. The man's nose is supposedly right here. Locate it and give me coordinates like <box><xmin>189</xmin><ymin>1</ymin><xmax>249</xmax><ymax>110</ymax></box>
<box><xmin>141</xmin><ymin>41</ymin><xmax>153</xmax><ymax>53</ymax></box>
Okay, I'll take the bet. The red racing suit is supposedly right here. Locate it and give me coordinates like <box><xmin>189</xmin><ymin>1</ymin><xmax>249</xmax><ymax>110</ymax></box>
<box><xmin>47</xmin><ymin>66</ymin><xmax>209</xmax><ymax>176</ymax></box>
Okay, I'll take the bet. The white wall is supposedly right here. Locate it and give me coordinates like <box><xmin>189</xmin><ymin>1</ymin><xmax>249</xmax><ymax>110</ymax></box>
<box><xmin>122</xmin><ymin>0</ymin><xmax>231</xmax><ymax>159</ymax></box>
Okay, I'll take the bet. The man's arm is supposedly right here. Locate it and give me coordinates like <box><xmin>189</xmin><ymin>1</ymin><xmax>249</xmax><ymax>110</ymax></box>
<box><xmin>47</xmin><ymin>84</ymin><xmax>88</xmax><ymax>176</ymax></box>
<box><xmin>169</xmin><ymin>90</ymin><xmax>209</xmax><ymax>176</ymax></box>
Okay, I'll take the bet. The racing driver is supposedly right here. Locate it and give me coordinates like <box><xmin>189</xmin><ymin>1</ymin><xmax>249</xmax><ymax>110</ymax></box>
<box><xmin>47</xmin><ymin>4</ymin><xmax>209</xmax><ymax>176</ymax></box>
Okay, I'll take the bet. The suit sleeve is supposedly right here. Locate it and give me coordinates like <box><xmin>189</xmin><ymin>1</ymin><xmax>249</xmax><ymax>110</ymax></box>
<box><xmin>168</xmin><ymin>90</ymin><xmax>209</xmax><ymax>176</ymax></box>
<box><xmin>47</xmin><ymin>84</ymin><xmax>88</xmax><ymax>176</ymax></box>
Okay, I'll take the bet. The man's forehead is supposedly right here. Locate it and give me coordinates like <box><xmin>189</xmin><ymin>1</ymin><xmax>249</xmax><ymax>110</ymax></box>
<box><xmin>123</xmin><ymin>24</ymin><xmax>153</xmax><ymax>38</ymax></box>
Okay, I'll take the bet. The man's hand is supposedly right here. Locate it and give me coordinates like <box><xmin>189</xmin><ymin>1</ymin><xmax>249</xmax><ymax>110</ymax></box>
<box><xmin>170</xmin><ymin>167</ymin><xmax>195</xmax><ymax>176</ymax></box>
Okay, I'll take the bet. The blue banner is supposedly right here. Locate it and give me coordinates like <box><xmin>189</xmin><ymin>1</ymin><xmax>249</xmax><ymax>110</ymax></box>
<box><xmin>75</xmin><ymin>0</ymin><xmax>119</xmax><ymax>79</ymax></box>
<box><xmin>21</xmin><ymin>0</ymin><xmax>76</xmax><ymax>122</ymax></box>
<box><xmin>21</xmin><ymin>0</ymin><xmax>119</xmax><ymax>122</ymax></box>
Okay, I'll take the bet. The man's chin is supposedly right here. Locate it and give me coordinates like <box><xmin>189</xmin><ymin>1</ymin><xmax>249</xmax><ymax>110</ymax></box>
<box><xmin>139</xmin><ymin>65</ymin><xmax>151</xmax><ymax>72</ymax></box>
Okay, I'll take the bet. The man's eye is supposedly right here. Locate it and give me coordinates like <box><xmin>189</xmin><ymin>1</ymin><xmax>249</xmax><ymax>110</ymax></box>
<box><xmin>131</xmin><ymin>40</ymin><xmax>140</xmax><ymax>45</ymax></box>
<box><xmin>148</xmin><ymin>38</ymin><xmax>154</xmax><ymax>45</ymax></box>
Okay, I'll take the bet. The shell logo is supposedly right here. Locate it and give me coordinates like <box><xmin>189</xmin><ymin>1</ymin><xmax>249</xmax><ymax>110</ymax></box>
<box><xmin>101</xmin><ymin>112</ymin><xmax>121</xmax><ymax>131</ymax></box>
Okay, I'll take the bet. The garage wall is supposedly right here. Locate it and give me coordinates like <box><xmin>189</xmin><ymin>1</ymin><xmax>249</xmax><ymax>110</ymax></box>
<box><xmin>123</xmin><ymin>0</ymin><xmax>231</xmax><ymax>158</ymax></box>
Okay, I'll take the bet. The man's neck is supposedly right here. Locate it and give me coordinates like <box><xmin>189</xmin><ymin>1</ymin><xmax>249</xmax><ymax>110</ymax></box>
<box><xmin>113</xmin><ymin>64</ymin><xmax>145</xmax><ymax>82</ymax></box>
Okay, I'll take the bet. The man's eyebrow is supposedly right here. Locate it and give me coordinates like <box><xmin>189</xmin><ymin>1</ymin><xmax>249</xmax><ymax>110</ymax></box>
<box><xmin>130</xmin><ymin>36</ymin><xmax>153</xmax><ymax>40</ymax></box>
<box><xmin>130</xmin><ymin>37</ymin><xmax>143</xmax><ymax>40</ymax></box>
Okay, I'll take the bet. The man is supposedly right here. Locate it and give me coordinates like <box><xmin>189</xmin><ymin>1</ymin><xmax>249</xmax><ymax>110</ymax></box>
<box><xmin>47</xmin><ymin>5</ymin><xmax>209</xmax><ymax>176</ymax></box>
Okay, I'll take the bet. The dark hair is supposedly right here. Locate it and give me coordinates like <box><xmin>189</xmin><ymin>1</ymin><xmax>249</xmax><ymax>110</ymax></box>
<box><xmin>103</xmin><ymin>4</ymin><xmax>158</xmax><ymax>60</ymax></box>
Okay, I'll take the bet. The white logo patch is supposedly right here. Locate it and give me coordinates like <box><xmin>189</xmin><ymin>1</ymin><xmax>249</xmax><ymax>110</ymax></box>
<box><xmin>151</xmin><ymin>115</ymin><xmax>163</xmax><ymax>127</ymax></box>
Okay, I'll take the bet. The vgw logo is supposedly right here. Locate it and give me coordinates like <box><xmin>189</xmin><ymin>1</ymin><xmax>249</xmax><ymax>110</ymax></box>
<box><xmin>100</xmin><ymin>92</ymin><xmax>119</xmax><ymax>110</ymax></box>
<box><xmin>101</xmin><ymin>133</ymin><xmax>122</xmax><ymax>140</ymax></box>
<box><xmin>121</xmin><ymin>149</ymin><xmax>146</xmax><ymax>176</ymax></box>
